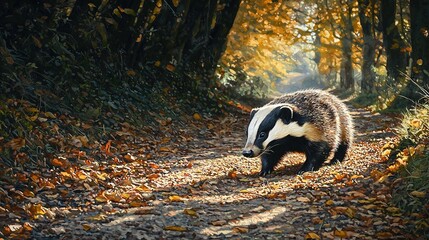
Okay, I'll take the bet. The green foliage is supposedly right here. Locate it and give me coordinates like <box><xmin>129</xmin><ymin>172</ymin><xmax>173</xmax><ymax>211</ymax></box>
<box><xmin>217</xmin><ymin>64</ymin><xmax>268</xmax><ymax>100</ymax></box>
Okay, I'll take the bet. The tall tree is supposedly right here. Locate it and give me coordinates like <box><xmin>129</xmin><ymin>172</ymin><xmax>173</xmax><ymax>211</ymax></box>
<box><xmin>409</xmin><ymin>0</ymin><xmax>429</xmax><ymax>85</ymax></box>
<box><xmin>339</xmin><ymin>0</ymin><xmax>355</xmax><ymax>91</ymax></box>
<box><xmin>358</xmin><ymin>0</ymin><xmax>377</xmax><ymax>93</ymax></box>
<box><xmin>395</xmin><ymin>0</ymin><xmax>429</xmax><ymax>103</ymax></box>
<box><xmin>380</xmin><ymin>0</ymin><xmax>408</xmax><ymax>82</ymax></box>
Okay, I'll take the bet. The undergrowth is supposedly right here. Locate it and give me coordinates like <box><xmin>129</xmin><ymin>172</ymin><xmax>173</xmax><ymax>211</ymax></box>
<box><xmin>391</xmin><ymin>100</ymin><xmax>429</xmax><ymax>234</ymax></box>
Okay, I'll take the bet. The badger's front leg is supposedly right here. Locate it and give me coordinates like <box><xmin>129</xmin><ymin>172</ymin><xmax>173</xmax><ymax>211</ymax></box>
<box><xmin>260</xmin><ymin>153</ymin><xmax>282</xmax><ymax>176</ymax></box>
<box><xmin>298</xmin><ymin>141</ymin><xmax>331</xmax><ymax>174</ymax></box>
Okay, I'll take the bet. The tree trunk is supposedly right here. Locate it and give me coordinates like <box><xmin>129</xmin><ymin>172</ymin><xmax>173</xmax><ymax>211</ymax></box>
<box><xmin>358</xmin><ymin>0</ymin><xmax>377</xmax><ymax>93</ymax></box>
<box><xmin>410</xmin><ymin>0</ymin><xmax>429</xmax><ymax>86</ymax></box>
<box><xmin>380</xmin><ymin>0</ymin><xmax>408</xmax><ymax>81</ymax></box>
<box><xmin>340</xmin><ymin>0</ymin><xmax>354</xmax><ymax>91</ymax></box>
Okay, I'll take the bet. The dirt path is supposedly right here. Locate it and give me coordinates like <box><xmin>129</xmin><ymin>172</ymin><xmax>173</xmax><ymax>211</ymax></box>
<box><xmin>27</xmin><ymin>106</ymin><xmax>418</xmax><ymax>239</ymax></box>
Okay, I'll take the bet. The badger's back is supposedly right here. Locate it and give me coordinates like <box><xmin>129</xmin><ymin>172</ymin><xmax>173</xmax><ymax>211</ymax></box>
<box><xmin>268</xmin><ymin>89</ymin><xmax>353</xmax><ymax>151</ymax></box>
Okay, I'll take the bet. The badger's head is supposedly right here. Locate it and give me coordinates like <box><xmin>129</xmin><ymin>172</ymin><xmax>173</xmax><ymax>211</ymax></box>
<box><xmin>242</xmin><ymin>104</ymin><xmax>305</xmax><ymax>158</ymax></box>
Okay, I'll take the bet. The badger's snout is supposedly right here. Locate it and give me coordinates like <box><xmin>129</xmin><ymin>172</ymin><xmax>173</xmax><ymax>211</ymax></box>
<box><xmin>242</xmin><ymin>149</ymin><xmax>254</xmax><ymax>158</ymax></box>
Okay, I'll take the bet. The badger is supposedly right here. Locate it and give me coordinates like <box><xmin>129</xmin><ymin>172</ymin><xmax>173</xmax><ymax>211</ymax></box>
<box><xmin>242</xmin><ymin>89</ymin><xmax>354</xmax><ymax>176</ymax></box>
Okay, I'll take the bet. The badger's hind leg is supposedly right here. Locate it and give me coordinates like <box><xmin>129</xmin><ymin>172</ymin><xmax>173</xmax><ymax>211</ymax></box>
<box><xmin>298</xmin><ymin>141</ymin><xmax>330</xmax><ymax>174</ymax></box>
<box><xmin>330</xmin><ymin>143</ymin><xmax>349</xmax><ymax>164</ymax></box>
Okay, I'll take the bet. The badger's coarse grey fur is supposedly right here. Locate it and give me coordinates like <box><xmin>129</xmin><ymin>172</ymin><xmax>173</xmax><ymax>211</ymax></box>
<box><xmin>242</xmin><ymin>89</ymin><xmax>354</xmax><ymax>176</ymax></box>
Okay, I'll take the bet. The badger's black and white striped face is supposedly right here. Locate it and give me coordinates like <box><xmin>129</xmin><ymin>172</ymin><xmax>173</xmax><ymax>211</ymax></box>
<box><xmin>242</xmin><ymin>104</ymin><xmax>321</xmax><ymax>158</ymax></box>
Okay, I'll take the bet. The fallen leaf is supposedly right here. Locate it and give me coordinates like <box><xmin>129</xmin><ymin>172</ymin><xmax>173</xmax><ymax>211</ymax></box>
<box><xmin>325</xmin><ymin>199</ymin><xmax>334</xmax><ymax>206</ymax></box>
<box><xmin>334</xmin><ymin>228</ymin><xmax>348</xmax><ymax>238</ymax></box>
<box><xmin>232</xmin><ymin>226</ymin><xmax>248</xmax><ymax>233</ymax></box>
<box><xmin>82</xmin><ymin>224</ymin><xmax>92</xmax><ymax>231</ymax></box>
<box><xmin>410</xmin><ymin>190</ymin><xmax>426</xmax><ymax>198</ymax></box>
<box><xmin>211</xmin><ymin>220</ymin><xmax>227</xmax><ymax>226</ymax></box>
<box><xmin>86</xmin><ymin>214</ymin><xmax>107</xmax><ymax>221</ymax></box>
<box><xmin>169</xmin><ymin>195</ymin><xmax>185</xmax><ymax>202</ymax></box>
<box><xmin>164</xmin><ymin>226</ymin><xmax>187</xmax><ymax>232</ymax></box>
<box><xmin>183</xmin><ymin>208</ymin><xmax>198</xmax><ymax>217</ymax></box>
<box><xmin>135</xmin><ymin>184</ymin><xmax>151</xmax><ymax>192</ymax></box>
<box><xmin>297</xmin><ymin>196</ymin><xmax>311</xmax><ymax>203</ymax></box>
<box><xmin>95</xmin><ymin>191</ymin><xmax>108</xmax><ymax>203</ymax></box>
<box><xmin>193</xmin><ymin>113</ymin><xmax>202</xmax><ymax>121</ymax></box>
<box><xmin>227</xmin><ymin>169</ymin><xmax>238</xmax><ymax>179</ymax></box>
<box><xmin>304</xmin><ymin>232</ymin><xmax>321</xmax><ymax>240</ymax></box>
<box><xmin>376</xmin><ymin>231</ymin><xmax>393</xmax><ymax>239</ymax></box>
<box><xmin>4</xmin><ymin>138</ymin><xmax>25</xmax><ymax>151</ymax></box>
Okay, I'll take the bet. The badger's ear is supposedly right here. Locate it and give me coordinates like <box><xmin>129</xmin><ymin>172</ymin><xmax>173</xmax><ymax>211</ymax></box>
<box><xmin>250</xmin><ymin>108</ymin><xmax>258</xmax><ymax>120</ymax></box>
<box><xmin>279</xmin><ymin>105</ymin><xmax>293</xmax><ymax>124</ymax></box>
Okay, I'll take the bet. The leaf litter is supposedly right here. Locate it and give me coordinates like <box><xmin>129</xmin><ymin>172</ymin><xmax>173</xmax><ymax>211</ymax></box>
<box><xmin>0</xmin><ymin>101</ymin><xmax>427</xmax><ymax>239</ymax></box>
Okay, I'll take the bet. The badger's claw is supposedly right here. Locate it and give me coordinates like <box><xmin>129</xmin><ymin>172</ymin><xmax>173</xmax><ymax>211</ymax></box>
<box><xmin>259</xmin><ymin>169</ymin><xmax>272</xmax><ymax>177</ymax></box>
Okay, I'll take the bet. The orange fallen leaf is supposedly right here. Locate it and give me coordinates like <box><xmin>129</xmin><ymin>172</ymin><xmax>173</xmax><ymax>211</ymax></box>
<box><xmin>232</xmin><ymin>226</ymin><xmax>248</xmax><ymax>233</ymax></box>
<box><xmin>304</xmin><ymin>232</ymin><xmax>321</xmax><ymax>240</ymax></box>
<box><xmin>23</xmin><ymin>189</ymin><xmax>35</xmax><ymax>198</ymax></box>
<box><xmin>159</xmin><ymin>147</ymin><xmax>171</xmax><ymax>152</ymax></box>
<box><xmin>124</xmin><ymin>153</ymin><xmax>136</xmax><ymax>162</ymax></box>
<box><xmin>147</xmin><ymin>173</ymin><xmax>159</xmax><ymax>180</ymax></box>
<box><xmin>227</xmin><ymin>170</ymin><xmax>238</xmax><ymax>179</ymax></box>
<box><xmin>76</xmin><ymin>171</ymin><xmax>87</xmax><ymax>180</ymax></box>
<box><xmin>334</xmin><ymin>229</ymin><xmax>348</xmax><ymax>238</ymax></box>
<box><xmin>102</xmin><ymin>140</ymin><xmax>112</xmax><ymax>154</ymax></box>
<box><xmin>129</xmin><ymin>200</ymin><xmax>147</xmax><ymax>207</ymax></box>
<box><xmin>169</xmin><ymin>195</ymin><xmax>184</xmax><ymax>202</ymax></box>
<box><xmin>193</xmin><ymin>113</ymin><xmax>202</xmax><ymax>121</ymax></box>
<box><xmin>82</xmin><ymin>224</ymin><xmax>92</xmax><ymax>231</ymax></box>
<box><xmin>95</xmin><ymin>191</ymin><xmax>108</xmax><ymax>203</ymax></box>
<box><xmin>135</xmin><ymin>184</ymin><xmax>151</xmax><ymax>192</ymax></box>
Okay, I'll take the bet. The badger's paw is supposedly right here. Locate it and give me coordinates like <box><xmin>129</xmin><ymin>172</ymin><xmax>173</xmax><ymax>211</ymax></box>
<box><xmin>259</xmin><ymin>168</ymin><xmax>273</xmax><ymax>177</ymax></box>
<box><xmin>297</xmin><ymin>164</ymin><xmax>316</xmax><ymax>175</ymax></box>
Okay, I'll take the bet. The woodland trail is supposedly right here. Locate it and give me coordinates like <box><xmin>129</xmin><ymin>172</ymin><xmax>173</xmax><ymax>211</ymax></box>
<box><xmin>18</xmin><ymin>105</ymin><xmax>420</xmax><ymax>239</ymax></box>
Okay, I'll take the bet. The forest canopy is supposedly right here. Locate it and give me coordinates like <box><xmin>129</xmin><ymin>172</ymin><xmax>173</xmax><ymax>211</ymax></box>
<box><xmin>221</xmin><ymin>0</ymin><xmax>428</xmax><ymax>107</ymax></box>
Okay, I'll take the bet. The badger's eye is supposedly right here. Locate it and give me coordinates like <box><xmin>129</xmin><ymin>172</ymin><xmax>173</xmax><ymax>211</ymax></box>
<box><xmin>259</xmin><ymin>132</ymin><xmax>266</xmax><ymax>139</ymax></box>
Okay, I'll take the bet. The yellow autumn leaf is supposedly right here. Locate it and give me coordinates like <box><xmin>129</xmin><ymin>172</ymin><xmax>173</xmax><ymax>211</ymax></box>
<box><xmin>129</xmin><ymin>199</ymin><xmax>146</xmax><ymax>207</ymax></box>
<box><xmin>172</xmin><ymin>0</ymin><xmax>180</xmax><ymax>7</ymax></box>
<box><xmin>44</xmin><ymin>112</ymin><xmax>56</xmax><ymax>118</ymax></box>
<box><xmin>193</xmin><ymin>113</ymin><xmax>202</xmax><ymax>121</ymax></box>
<box><xmin>86</xmin><ymin>214</ymin><xmax>107</xmax><ymax>221</ymax></box>
<box><xmin>76</xmin><ymin>171</ymin><xmax>87</xmax><ymax>180</ymax></box>
<box><xmin>164</xmin><ymin>226</ymin><xmax>188</xmax><ymax>232</ymax></box>
<box><xmin>304</xmin><ymin>232</ymin><xmax>321</xmax><ymax>240</ymax></box>
<box><xmin>410</xmin><ymin>119</ymin><xmax>422</xmax><ymax>128</ymax></box>
<box><xmin>410</xmin><ymin>191</ymin><xmax>426</xmax><ymax>198</ymax></box>
<box><xmin>169</xmin><ymin>195</ymin><xmax>184</xmax><ymax>202</ymax></box>
<box><xmin>135</xmin><ymin>184</ymin><xmax>151</xmax><ymax>192</ymax></box>
<box><xmin>82</xmin><ymin>224</ymin><xmax>92</xmax><ymax>231</ymax></box>
<box><xmin>183</xmin><ymin>208</ymin><xmax>198</xmax><ymax>217</ymax></box>
<box><xmin>95</xmin><ymin>191</ymin><xmax>108</xmax><ymax>203</ymax></box>
<box><xmin>334</xmin><ymin>229</ymin><xmax>348</xmax><ymax>238</ymax></box>
<box><xmin>60</xmin><ymin>171</ymin><xmax>72</xmax><ymax>178</ymax></box>
<box><xmin>29</xmin><ymin>203</ymin><xmax>46</xmax><ymax>217</ymax></box>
